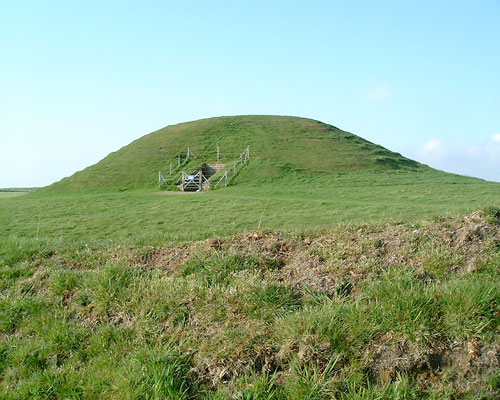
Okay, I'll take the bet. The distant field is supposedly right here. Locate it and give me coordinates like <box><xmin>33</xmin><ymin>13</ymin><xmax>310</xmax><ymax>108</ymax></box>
<box><xmin>1</xmin><ymin>170</ymin><xmax>500</xmax><ymax>244</ymax></box>
<box><xmin>0</xmin><ymin>192</ymin><xmax>27</xmax><ymax>198</ymax></box>
<box><xmin>0</xmin><ymin>188</ymin><xmax>38</xmax><ymax>198</ymax></box>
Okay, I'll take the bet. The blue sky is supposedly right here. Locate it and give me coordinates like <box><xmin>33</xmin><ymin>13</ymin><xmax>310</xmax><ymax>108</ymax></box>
<box><xmin>1</xmin><ymin>0</ymin><xmax>500</xmax><ymax>186</ymax></box>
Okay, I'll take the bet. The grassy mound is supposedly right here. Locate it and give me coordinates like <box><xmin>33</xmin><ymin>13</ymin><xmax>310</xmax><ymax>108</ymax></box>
<box><xmin>1</xmin><ymin>114</ymin><xmax>493</xmax><ymax>244</ymax></box>
<box><xmin>1</xmin><ymin>115</ymin><xmax>496</xmax><ymax>244</ymax></box>
<box><xmin>1</xmin><ymin>209</ymin><xmax>499</xmax><ymax>398</ymax></box>
<box><xmin>46</xmin><ymin>115</ymin><xmax>424</xmax><ymax>191</ymax></box>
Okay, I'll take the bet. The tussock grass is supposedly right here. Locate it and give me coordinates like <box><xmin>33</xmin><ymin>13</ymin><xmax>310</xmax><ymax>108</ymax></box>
<box><xmin>439</xmin><ymin>275</ymin><xmax>500</xmax><ymax>340</ymax></box>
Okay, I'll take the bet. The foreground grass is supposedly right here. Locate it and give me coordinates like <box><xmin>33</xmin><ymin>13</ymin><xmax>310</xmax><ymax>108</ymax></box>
<box><xmin>0</xmin><ymin>208</ymin><xmax>499</xmax><ymax>398</ymax></box>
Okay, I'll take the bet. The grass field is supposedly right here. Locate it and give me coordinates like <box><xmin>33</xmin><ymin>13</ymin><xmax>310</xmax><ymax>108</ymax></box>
<box><xmin>1</xmin><ymin>116</ymin><xmax>500</xmax><ymax>398</ymax></box>
<box><xmin>2</xmin><ymin>170</ymin><xmax>500</xmax><ymax>244</ymax></box>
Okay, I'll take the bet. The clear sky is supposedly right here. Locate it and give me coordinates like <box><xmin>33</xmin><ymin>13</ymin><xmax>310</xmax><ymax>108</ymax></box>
<box><xmin>1</xmin><ymin>0</ymin><xmax>500</xmax><ymax>187</ymax></box>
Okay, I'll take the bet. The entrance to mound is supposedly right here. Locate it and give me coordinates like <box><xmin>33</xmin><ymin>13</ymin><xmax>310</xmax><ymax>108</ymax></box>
<box><xmin>158</xmin><ymin>145</ymin><xmax>249</xmax><ymax>191</ymax></box>
<box><xmin>181</xmin><ymin>163</ymin><xmax>224</xmax><ymax>191</ymax></box>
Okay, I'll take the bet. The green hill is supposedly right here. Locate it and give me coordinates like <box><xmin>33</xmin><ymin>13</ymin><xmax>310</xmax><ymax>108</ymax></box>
<box><xmin>2</xmin><ymin>115</ymin><xmax>500</xmax><ymax>243</ymax></box>
<box><xmin>47</xmin><ymin>115</ymin><xmax>425</xmax><ymax>191</ymax></box>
